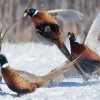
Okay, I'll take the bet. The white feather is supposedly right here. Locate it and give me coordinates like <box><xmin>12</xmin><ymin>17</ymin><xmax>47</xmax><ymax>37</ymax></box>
<box><xmin>48</xmin><ymin>9</ymin><xmax>84</xmax><ymax>23</ymax></box>
<box><xmin>34</xmin><ymin>10</ymin><xmax>38</xmax><ymax>16</ymax></box>
<box><xmin>2</xmin><ymin>63</ymin><xmax>9</xmax><ymax>68</ymax></box>
<box><xmin>85</xmin><ymin>13</ymin><xmax>100</xmax><ymax>52</ymax></box>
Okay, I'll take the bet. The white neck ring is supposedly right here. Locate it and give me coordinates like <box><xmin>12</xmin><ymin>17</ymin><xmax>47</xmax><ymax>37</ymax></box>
<box><xmin>2</xmin><ymin>63</ymin><xmax>9</xmax><ymax>68</ymax></box>
<box><xmin>33</xmin><ymin>10</ymin><xmax>38</xmax><ymax>16</ymax></box>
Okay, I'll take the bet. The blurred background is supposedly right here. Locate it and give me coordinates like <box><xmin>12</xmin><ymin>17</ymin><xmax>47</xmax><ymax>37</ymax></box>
<box><xmin>0</xmin><ymin>0</ymin><xmax>100</xmax><ymax>43</ymax></box>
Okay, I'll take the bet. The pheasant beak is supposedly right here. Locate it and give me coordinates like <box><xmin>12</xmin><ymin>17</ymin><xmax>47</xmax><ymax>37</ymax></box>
<box><xmin>23</xmin><ymin>12</ymin><xmax>28</xmax><ymax>17</ymax></box>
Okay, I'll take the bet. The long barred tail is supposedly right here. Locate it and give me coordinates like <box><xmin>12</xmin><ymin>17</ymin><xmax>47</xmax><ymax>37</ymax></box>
<box><xmin>57</xmin><ymin>42</ymin><xmax>89</xmax><ymax>82</ymax></box>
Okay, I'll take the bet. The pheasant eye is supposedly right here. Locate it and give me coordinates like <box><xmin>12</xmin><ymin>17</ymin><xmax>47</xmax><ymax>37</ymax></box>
<box><xmin>26</xmin><ymin>9</ymin><xmax>29</xmax><ymax>13</ymax></box>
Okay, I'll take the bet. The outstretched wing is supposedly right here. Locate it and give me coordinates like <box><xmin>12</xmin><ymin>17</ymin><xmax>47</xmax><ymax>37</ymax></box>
<box><xmin>48</xmin><ymin>9</ymin><xmax>84</xmax><ymax>42</ymax></box>
<box><xmin>84</xmin><ymin>13</ymin><xmax>100</xmax><ymax>52</ymax></box>
<box><xmin>48</xmin><ymin>9</ymin><xmax>84</xmax><ymax>23</ymax></box>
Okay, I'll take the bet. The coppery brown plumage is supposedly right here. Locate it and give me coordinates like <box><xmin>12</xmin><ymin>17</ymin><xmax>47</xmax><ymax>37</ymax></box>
<box><xmin>68</xmin><ymin>32</ymin><xmax>100</xmax><ymax>74</ymax></box>
<box><xmin>68</xmin><ymin>13</ymin><xmax>100</xmax><ymax>74</ymax></box>
<box><xmin>0</xmin><ymin>54</ymin><xmax>44</xmax><ymax>94</ymax></box>
<box><xmin>2</xmin><ymin>67</ymin><xmax>44</xmax><ymax>94</ymax></box>
<box><xmin>23</xmin><ymin>8</ymin><xmax>88</xmax><ymax>80</ymax></box>
<box><xmin>0</xmin><ymin>54</ymin><xmax>79</xmax><ymax>95</ymax></box>
<box><xmin>0</xmin><ymin>25</ymin><xmax>10</xmax><ymax>82</ymax></box>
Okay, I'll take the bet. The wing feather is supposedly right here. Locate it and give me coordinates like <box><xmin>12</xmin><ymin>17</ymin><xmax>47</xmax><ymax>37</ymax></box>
<box><xmin>15</xmin><ymin>70</ymin><xmax>42</xmax><ymax>83</ymax></box>
<box><xmin>85</xmin><ymin>13</ymin><xmax>100</xmax><ymax>52</ymax></box>
<box><xmin>48</xmin><ymin>9</ymin><xmax>84</xmax><ymax>23</ymax></box>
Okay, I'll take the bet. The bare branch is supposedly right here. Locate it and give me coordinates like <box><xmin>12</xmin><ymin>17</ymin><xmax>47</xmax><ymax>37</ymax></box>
<box><xmin>0</xmin><ymin>26</ymin><xmax>3</xmax><ymax>52</ymax></box>
<box><xmin>0</xmin><ymin>25</ymin><xmax>10</xmax><ymax>52</ymax></box>
<box><xmin>1</xmin><ymin>25</ymin><xmax>11</xmax><ymax>41</ymax></box>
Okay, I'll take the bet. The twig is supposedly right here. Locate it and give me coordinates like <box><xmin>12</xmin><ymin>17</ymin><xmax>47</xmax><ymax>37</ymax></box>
<box><xmin>0</xmin><ymin>25</ymin><xmax>10</xmax><ymax>52</ymax></box>
<box><xmin>0</xmin><ymin>25</ymin><xmax>3</xmax><ymax>52</ymax></box>
<box><xmin>1</xmin><ymin>25</ymin><xmax>11</xmax><ymax>41</ymax></box>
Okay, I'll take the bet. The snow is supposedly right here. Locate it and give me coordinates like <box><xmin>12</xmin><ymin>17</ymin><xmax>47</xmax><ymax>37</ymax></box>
<box><xmin>0</xmin><ymin>42</ymin><xmax>100</xmax><ymax>100</ymax></box>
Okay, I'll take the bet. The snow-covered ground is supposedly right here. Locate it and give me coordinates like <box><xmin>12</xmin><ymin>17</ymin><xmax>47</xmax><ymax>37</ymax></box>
<box><xmin>0</xmin><ymin>43</ymin><xmax>100</xmax><ymax>100</ymax></box>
